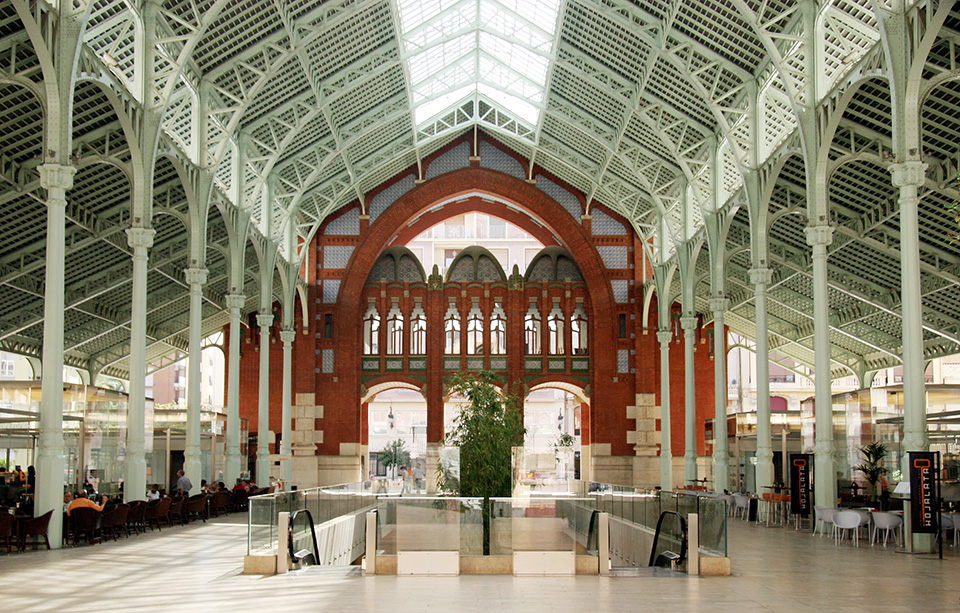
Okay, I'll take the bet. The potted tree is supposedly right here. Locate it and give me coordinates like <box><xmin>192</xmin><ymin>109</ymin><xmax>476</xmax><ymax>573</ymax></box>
<box><xmin>440</xmin><ymin>370</ymin><xmax>525</xmax><ymax>555</ymax></box>
<box><xmin>380</xmin><ymin>438</ymin><xmax>411</xmax><ymax>480</ymax></box>
<box><xmin>854</xmin><ymin>441</ymin><xmax>889</xmax><ymax>509</ymax></box>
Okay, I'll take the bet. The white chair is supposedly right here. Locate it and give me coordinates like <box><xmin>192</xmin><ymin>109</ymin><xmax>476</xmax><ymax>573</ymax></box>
<box><xmin>814</xmin><ymin>506</ymin><xmax>837</xmax><ymax>537</ymax></box>
<box><xmin>940</xmin><ymin>513</ymin><xmax>958</xmax><ymax>547</ymax></box>
<box><xmin>853</xmin><ymin>509</ymin><xmax>872</xmax><ymax>539</ymax></box>
<box><xmin>833</xmin><ymin>510</ymin><xmax>863</xmax><ymax>546</ymax></box>
<box><xmin>871</xmin><ymin>511</ymin><xmax>902</xmax><ymax>547</ymax></box>
<box><xmin>734</xmin><ymin>494</ymin><xmax>749</xmax><ymax>520</ymax></box>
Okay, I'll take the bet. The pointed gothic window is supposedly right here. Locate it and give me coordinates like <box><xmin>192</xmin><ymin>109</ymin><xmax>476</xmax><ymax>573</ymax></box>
<box><xmin>548</xmin><ymin>303</ymin><xmax>565</xmax><ymax>355</ymax></box>
<box><xmin>444</xmin><ymin>303</ymin><xmax>461</xmax><ymax>354</ymax></box>
<box><xmin>467</xmin><ymin>303</ymin><xmax>484</xmax><ymax>354</ymax></box>
<box><xmin>386</xmin><ymin>304</ymin><xmax>404</xmax><ymax>355</ymax></box>
<box><xmin>524</xmin><ymin>303</ymin><xmax>541</xmax><ymax>355</ymax></box>
<box><xmin>410</xmin><ymin>302</ymin><xmax>426</xmax><ymax>355</ymax></box>
<box><xmin>490</xmin><ymin>301</ymin><xmax>506</xmax><ymax>355</ymax></box>
<box><xmin>363</xmin><ymin>303</ymin><xmax>380</xmax><ymax>355</ymax></box>
<box><xmin>571</xmin><ymin>304</ymin><xmax>588</xmax><ymax>355</ymax></box>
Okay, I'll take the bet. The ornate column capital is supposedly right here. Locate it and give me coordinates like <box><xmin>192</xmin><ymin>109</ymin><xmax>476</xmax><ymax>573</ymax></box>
<box><xmin>126</xmin><ymin>227</ymin><xmax>156</xmax><ymax>251</ymax></box>
<box><xmin>225</xmin><ymin>293</ymin><xmax>246</xmax><ymax>311</ymax></box>
<box><xmin>708</xmin><ymin>297</ymin><xmax>729</xmax><ymax>313</ymax></box>
<box><xmin>748</xmin><ymin>267</ymin><xmax>772</xmax><ymax>286</ymax></box>
<box><xmin>679</xmin><ymin>316</ymin><xmax>698</xmax><ymax>331</ymax></box>
<box><xmin>804</xmin><ymin>225</ymin><xmax>834</xmax><ymax>248</ymax></box>
<box><xmin>257</xmin><ymin>312</ymin><xmax>274</xmax><ymax>329</ymax></box>
<box><xmin>38</xmin><ymin>163</ymin><xmax>76</xmax><ymax>192</ymax></box>
<box><xmin>656</xmin><ymin>329</ymin><xmax>673</xmax><ymax>345</ymax></box>
<box><xmin>889</xmin><ymin>161</ymin><xmax>928</xmax><ymax>188</ymax></box>
<box><xmin>279</xmin><ymin>328</ymin><xmax>296</xmax><ymax>344</ymax></box>
<box><xmin>184</xmin><ymin>267</ymin><xmax>208</xmax><ymax>286</ymax></box>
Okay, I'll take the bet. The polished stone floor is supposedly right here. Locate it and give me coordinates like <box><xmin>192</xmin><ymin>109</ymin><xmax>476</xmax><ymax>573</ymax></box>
<box><xmin>0</xmin><ymin>513</ymin><xmax>956</xmax><ymax>612</ymax></box>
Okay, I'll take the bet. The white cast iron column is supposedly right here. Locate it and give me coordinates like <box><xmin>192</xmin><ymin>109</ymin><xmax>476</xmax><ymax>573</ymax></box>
<box><xmin>658</xmin><ymin>329</ymin><xmax>673</xmax><ymax>490</ymax></box>
<box><xmin>709</xmin><ymin>297</ymin><xmax>730</xmax><ymax>492</ymax></box>
<box><xmin>750</xmin><ymin>267</ymin><xmax>775</xmax><ymax>492</ymax></box>
<box><xmin>279</xmin><ymin>328</ymin><xmax>295</xmax><ymax>488</ymax></box>
<box><xmin>257</xmin><ymin>311</ymin><xmax>273</xmax><ymax>483</ymax></box>
<box><xmin>681</xmin><ymin>316</ymin><xmax>698</xmax><ymax>485</ymax></box>
<box><xmin>183</xmin><ymin>267</ymin><xmax>208</xmax><ymax>491</ymax></box>
<box><xmin>224</xmin><ymin>293</ymin><xmax>245</xmax><ymax>485</ymax></box>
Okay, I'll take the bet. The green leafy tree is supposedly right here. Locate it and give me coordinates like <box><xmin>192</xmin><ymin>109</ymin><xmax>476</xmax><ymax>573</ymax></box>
<box><xmin>441</xmin><ymin>370</ymin><xmax>525</xmax><ymax>555</ymax></box>
<box><xmin>380</xmin><ymin>438</ymin><xmax>411</xmax><ymax>476</ymax></box>
<box><xmin>854</xmin><ymin>441</ymin><xmax>888</xmax><ymax>501</ymax></box>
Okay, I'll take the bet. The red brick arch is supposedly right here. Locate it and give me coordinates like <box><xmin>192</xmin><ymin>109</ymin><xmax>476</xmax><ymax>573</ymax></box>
<box><xmin>330</xmin><ymin>166</ymin><xmax>618</xmax><ymax>451</ymax></box>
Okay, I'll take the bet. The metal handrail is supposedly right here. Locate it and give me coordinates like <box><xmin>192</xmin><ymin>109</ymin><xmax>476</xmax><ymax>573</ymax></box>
<box><xmin>288</xmin><ymin>508</ymin><xmax>320</xmax><ymax>566</ymax></box>
<box><xmin>648</xmin><ymin>511</ymin><xmax>687</xmax><ymax>568</ymax></box>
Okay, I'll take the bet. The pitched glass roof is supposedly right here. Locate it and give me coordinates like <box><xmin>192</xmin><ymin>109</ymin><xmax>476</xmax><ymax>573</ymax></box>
<box><xmin>394</xmin><ymin>0</ymin><xmax>562</xmax><ymax>126</ymax></box>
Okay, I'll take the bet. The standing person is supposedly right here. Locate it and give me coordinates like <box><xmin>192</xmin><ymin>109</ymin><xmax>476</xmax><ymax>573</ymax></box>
<box><xmin>414</xmin><ymin>462</ymin><xmax>425</xmax><ymax>492</ymax></box>
<box><xmin>26</xmin><ymin>465</ymin><xmax>35</xmax><ymax>492</ymax></box>
<box><xmin>175</xmin><ymin>470</ymin><xmax>192</xmax><ymax>496</ymax></box>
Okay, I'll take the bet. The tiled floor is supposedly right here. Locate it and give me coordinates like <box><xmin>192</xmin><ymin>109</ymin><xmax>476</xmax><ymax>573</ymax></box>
<box><xmin>0</xmin><ymin>514</ymin><xmax>957</xmax><ymax>612</ymax></box>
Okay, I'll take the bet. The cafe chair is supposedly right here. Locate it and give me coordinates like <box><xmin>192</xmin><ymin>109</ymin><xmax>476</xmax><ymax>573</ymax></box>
<box><xmin>833</xmin><ymin>510</ymin><xmax>862</xmax><ymax>547</ymax></box>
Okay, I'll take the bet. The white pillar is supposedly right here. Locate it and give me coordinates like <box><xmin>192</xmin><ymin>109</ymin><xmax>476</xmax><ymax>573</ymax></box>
<box><xmin>124</xmin><ymin>227</ymin><xmax>155</xmax><ymax>502</ymax></box>
<box><xmin>681</xmin><ymin>316</ymin><xmax>698</xmax><ymax>485</ymax></box>
<box><xmin>279</xmin><ymin>328</ymin><xmax>295</xmax><ymax>488</ymax></box>
<box><xmin>224</xmin><ymin>293</ymin><xmax>245</xmax><ymax>486</ymax></box>
<box><xmin>658</xmin><ymin>329</ymin><xmax>673</xmax><ymax>490</ymax></box>
<box><xmin>805</xmin><ymin>226</ymin><xmax>836</xmax><ymax>508</ymax></box>
<box><xmin>36</xmin><ymin>164</ymin><xmax>75</xmax><ymax>548</ymax></box>
<box><xmin>750</xmin><ymin>268</ymin><xmax>775</xmax><ymax>492</ymax></box>
<box><xmin>257</xmin><ymin>311</ymin><xmax>273</xmax><ymax>483</ymax></box>
<box><xmin>709</xmin><ymin>297</ymin><xmax>729</xmax><ymax>492</ymax></box>
<box><xmin>183</xmin><ymin>267</ymin><xmax>208</xmax><ymax>492</ymax></box>
<box><xmin>890</xmin><ymin>163</ymin><xmax>928</xmax><ymax>471</ymax></box>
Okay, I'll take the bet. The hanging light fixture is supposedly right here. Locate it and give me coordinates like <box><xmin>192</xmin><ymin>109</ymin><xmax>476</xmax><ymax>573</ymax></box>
<box><xmin>388</xmin><ymin>402</ymin><xmax>395</xmax><ymax>430</ymax></box>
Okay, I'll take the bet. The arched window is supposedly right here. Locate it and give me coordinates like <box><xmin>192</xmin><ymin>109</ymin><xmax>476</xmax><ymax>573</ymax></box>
<box><xmin>444</xmin><ymin>303</ymin><xmax>461</xmax><ymax>354</ymax></box>
<box><xmin>571</xmin><ymin>304</ymin><xmax>588</xmax><ymax>355</ymax></box>
<box><xmin>548</xmin><ymin>304</ymin><xmax>564</xmax><ymax>355</ymax></box>
<box><xmin>524</xmin><ymin>303</ymin><xmax>541</xmax><ymax>355</ymax></box>
<box><xmin>363</xmin><ymin>303</ymin><xmax>380</xmax><ymax>355</ymax></box>
<box><xmin>490</xmin><ymin>302</ymin><xmax>506</xmax><ymax>355</ymax></box>
<box><xmin>386</xmin><ymin>304</ymin><xmax>404</xmax><ymax>355</ymax></box>
<box><xmin>410</xmin><ymin>302</ymin><xmax>426</xmax><ymax>355</ymax></box>
<box><xmin>467</xmin><ymin>303</ymin><xmax>484</xmax><ymax>354</ymax></box>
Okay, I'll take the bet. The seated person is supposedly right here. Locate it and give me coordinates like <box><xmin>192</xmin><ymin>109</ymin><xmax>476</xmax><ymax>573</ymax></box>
<box><xmin>63</xmin><ymin>491</ymin><xmax>73</xmax><ymax>514</ymax></box>
<box><xmin>67</xmin><ymin>491</ymin><xmax>108</xmax><ymax>516</ymax></box>
<box><xmin>146</xmin><ymin>484</ymin><xmax>161</xmax><ymax>501</ymax></box>
<box><xmin>232</xmin><ymin>479</ymin><xmax>247</xmax><ymax>492</ymax></box>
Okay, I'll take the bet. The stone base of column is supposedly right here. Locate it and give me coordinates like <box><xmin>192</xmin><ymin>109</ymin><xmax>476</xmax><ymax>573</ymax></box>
<box><xmin>425</xmin><ymin>442</ymin><xmax>441</xmax><ymax>494</ymax></box>
<box><xmin>124</xmin><ymin>457</ymin><xmax>147</xmax><ymax>503</ymax></box>
<box><xmin>183</xmin><ymin>455</ymin><xmax>202</xmax><ymax>496</ymax></box>
<box><xmin>755</xmin><ymin>458</ymin><xmax>775</xmax><ymax>492</ymax></box>
<box><xmin>814</xmin><ymin>451</ymin><xmax>837</xmax><ymax>508</ymax></box>
<box><xmin>224</xmin><ymin>451</ymin><xmax>241</xmax><ymax>489</ymax></box>
<box><xmin>632</xmin><ymin>453</ymin><xmax>660</xmax><ymax>490</ymax></box>
<box><xmin>589</xmin><ymin>443</ymin><xmax>632</xmax><ymax>486</ymax></box>
<box><xmin>292</xmin><ymin>454</ymin><xmax>320</xmax><ymax>489</ymax></box>
<box><xmin>36</xmin><ymin>448</ymin><xmax>65</xmax><ymax>550</ymax></box>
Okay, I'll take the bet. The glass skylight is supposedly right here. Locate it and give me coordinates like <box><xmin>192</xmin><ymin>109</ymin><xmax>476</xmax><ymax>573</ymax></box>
<box><xmin>395</xmin><ymin>0</ymin><xmax>563</xmax><ymax>127</ymax></box>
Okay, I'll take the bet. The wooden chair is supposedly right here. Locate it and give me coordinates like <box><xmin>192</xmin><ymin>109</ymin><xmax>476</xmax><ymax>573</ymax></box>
<box><xmin>209</xmin><ymin>491</ymin><xmax>230</xmax><ymax>517</ymax></box>
<box><xmin>183</xmin><ymin>494</ymin><xmax>208</xmax><ymax>523</ymax></box>
<box><xmin>0</xmin><ymin>511</ymin><xmax>15</xmax><ymax>553</ymax></box>
<box><xmin>104</xmin><ymin>503</ymin><xmax>130</xmax><ymax>540</ymax></box>
<box><xmin>20</xmin><ymin>510</ymin><xmax>53</xmax><ymax>551</ymax></box>
<box><xmin>145</xmin><ymin>497</ymin><xmax>170</xmax><ymax>531</ymax></box>
<box><xmin>229</xmin><ymin>489</ymin><xmax>248</xmax><ymax>512</ymax></box>
<box><xmin>167</xmin><ymin>498</ymin><xmax>185</xmax><ymax>526</ymax></box>
<box><xmin>69</xmin><ymin>507</ymin><xmax>101</xmax><ymax>546</ymax></box>
<box><xmin>126</xmin><ymin>500</ymin><xmax>147</xmax><ymax>534</ymax></box>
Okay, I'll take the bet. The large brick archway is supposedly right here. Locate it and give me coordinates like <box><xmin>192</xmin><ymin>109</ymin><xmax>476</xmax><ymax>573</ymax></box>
<box><xmin>329</xmin><ymin>166</ymin><xmax>620</xmax><ymax>453</ymax></box>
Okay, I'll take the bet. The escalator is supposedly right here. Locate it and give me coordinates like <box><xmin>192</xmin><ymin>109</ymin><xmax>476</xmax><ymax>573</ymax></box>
<box><xmin>648</xmin><ymin>511</ymin><xmax>687</xmax><ymax>569</ymax></box>
<box><xmin>288</xmin><ymin>509</ymin><xmax>321</xmax><ymax>567</ymax></box>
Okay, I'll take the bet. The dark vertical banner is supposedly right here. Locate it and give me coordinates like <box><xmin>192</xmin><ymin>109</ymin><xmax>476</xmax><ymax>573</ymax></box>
<box><xmin>908</xmin><ymin>451</ymin><xmax>937</xmax><ymax>533</ymax></box>
<box><xmin>790</xmin><ymin>454</ymin><xmax>811</xmax><ymax>516</ymax></box>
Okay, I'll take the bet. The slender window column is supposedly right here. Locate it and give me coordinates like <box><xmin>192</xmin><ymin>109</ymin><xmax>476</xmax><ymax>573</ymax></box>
<box><xmin>183</xmin><ymin>268</ymin><xmax>208</xmax><ymax>492</ymax></box>
<box><xmin>709</xmin><ymin>297</ymin><xmax>730</xmax><ymax>492</ymax></box>
<box><xmin>750</xmin><ymin>268</ymin><xmax>775</xmax><ymax>492</ymax></box>
<box><xmin>36</xmin><ymin>164</ymin><xmax>75</xmax><ymax>549</ymax></box>
<box><xmin>257</xmin><ymin>312</ymin><xmax>274</xmax><ymax>483</ymax></box>
<box><xmin>124</xmin><ymin>227</ymin><xmax>155</xmax><ymax>502</ymax></box>
<box><xmin>680</xmin><ymin>316</ymin><xmax>698</xmax><ymax>485</ymax></box>
<box><xmin>658</xmin><ymin>329</ymin><xmax>673</xmax><ymax>490</ymax></box>
<box><xmin>890</xmin><ymin>163</ymin><xmax>929</xmax><ymax>473</ymax></box>
<box><xmin>279</xmin><ymin>328</ymin><xmax>296</xmax><ymax>488</ymax></box>
<box><xmin>805</xmin><ymin>226</ymin><xmax>836</xmax><ymax>508</ymax></box>
<box><xmin>224</xmin><ymin>293</ymin><xmax>245</xmax><ymax>486</ymax></box>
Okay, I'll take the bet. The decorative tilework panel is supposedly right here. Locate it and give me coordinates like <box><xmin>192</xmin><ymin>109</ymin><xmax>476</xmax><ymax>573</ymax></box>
<box><xmin>444</xmin><ymin>358</ymin><xmax>461</xmax><ymax>370</ymax></box>
<box><xmin>322</xmin><ymin>349</ymin><xmax>334</xmax><ymax>374</ymax></box>
<box><xmin>527</xmin><ymin>257</ymin><xmax>553</xmax><ymax>282</ymax></box>
<box><xmin>618</xmin><ymin>350</ymin><xmax>629</xmax><ymax>374</ymax></box>
<box><xmin>536</xmin><ymin>174</ymin><xmax>581</xmax><ymax>220</ymax></box>
<box><xmin>598</xmin><ymin>246</ymin><xmax>629</xmax><ymax>269</ymax></box>
<box><xmin>571</xmin><ymin>359</ymin><xmax>589</xmax><ymax>371</ymax></box>
<box><xmin>370</xmin><ymin>174</ymin><xmax>415</xmax><ymax>222</ymax></box>
<box><xmin>398</xmin><ymin>255</ymin><xmax>424</xmax><ymax>282</ymax></box>
<box><xmin>548</xmin><ymin>359</ymin><xmax>566</xmax><ymax>370</ymax></box>
<box><xmin>477</xmin><ymin>256</ymin><xmax>504</xmax><ymax>282</ymax></box>
<box><xmin>611</xmin><ymin>280</ymin><xmax>629</xmax><ymax>303</ymax></box>
<box><xmin>324</xmin><ymin>246</ymin><xmax>354</xmax><ymax>269</ymax></box>
<box><xmin>556</xmin><ymin>257</ymin><xmax>583</xmax><ymax>283</ymax></box>
<box><xmin>525</xmin><ymin>358</ymin><xmax>542</xmax><ymax>370</ymax></box>
<box><xmin>479</xmin><ymin>142</ymin><xmax>524</xmax><ymax>178</ymax></box>
<box><xmin>323</xmin><ymin>280</ymin><xmax>341</xmax><ymax>303</ymax></box>
<box><xmin>447</xmin><ymin>257</ymin><xmax>474</xmax><ymax>282</ymax></box>
<box><xmin>408</xmin><ymin>359</ymin><xmax>426</xmax><ymax>370</ymax></box>
<box><xmin>368</xmin><ymin>257</ymin><xmax>396</xmax><ymax>282</ymax></box>
<box><xmin>385</xmin><ymin>359</ymin><xmax>403</xmax><ymax>370</ymax></box>
<box><xmin>489</xmin><ymin>358</ymin><xmax>507</xmax><ymax>370</ymax></box>
<box><xmin>362</xmin><ymin>358</ymin><xmax>380</xmax><ymax>371</ymax></box>
<box><xmin>426</xmin><ymin>142</ymin><xmax>470</xmax><ymax>180</ymax></box>
<box><xmin>324</xmin><ymin>208</ymin><xmax>360</xmax><ymax>235</ymax></box>
<box><xmin>466</xmin><ymin>358</ymin><xmax>484</xmax><ymax>370</ymax></box>
<box><xmin>592</xmin><ymin>209</ymin><xmax>628</xmax><ymax>235</ymax></box>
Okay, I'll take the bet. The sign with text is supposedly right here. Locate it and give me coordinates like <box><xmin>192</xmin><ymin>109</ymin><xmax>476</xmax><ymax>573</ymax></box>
<box><xmin>790</xmin><ymin>454</ymin><xmax>811</xmax><ymax>516</ymax></box>
<box><xmin>908</xmin><ymin>451</ymin><xmax>938</xmax><ymax>534</ymax></box>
